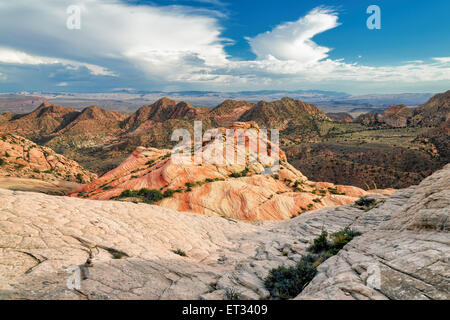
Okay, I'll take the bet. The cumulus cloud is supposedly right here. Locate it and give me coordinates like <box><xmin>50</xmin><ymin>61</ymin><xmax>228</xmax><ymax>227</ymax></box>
<box><xmin>0</xmin><ymin>48</ymin><xmax>115</xmax><ymax>76</ymax></box>
<box><xmin>247</xmin><ymin>7</ymin><xmax>340</xmax><ymax>64</ymax></box>
<box><xmin>0</xmin><ymin>2</ymin><xmax>448</xmax><ymax>93</ymax></box>
<box><xmin>0</xmin><ymin>0</ymin><xmax>227</xmax><ymax>85</ymax></box>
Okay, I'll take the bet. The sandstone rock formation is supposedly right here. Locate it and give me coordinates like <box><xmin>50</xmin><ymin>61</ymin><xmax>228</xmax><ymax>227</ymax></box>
<box><xmin>380</xmin><ymin>105</ymin><xmax>413</xmax><ymax>127</ymax></box>
<box><xmin>1</xmin><ymin>164</ymin><xmax>448</xmax><ymax>300</ymax></box>
<box><xmin>296</xmin><ymin>164</ymin><xmax>450</xmax><ymax>300</ymax></box>
<box><xmin>75</xmin><ymin>122</ymin><xmax>387</xmax><ymax>221</ymax></box>
<box><xmin>0</xmin><ymin>133</ymin><xmax>96</xmax><ymax>185</ymax></box>
<box><xmin>326</xmin><ymin>112</ymin><xmax>354</xmax><ymax>123</ymax></box>
<box><xmin>355</xmin><ymin>105</ymin><xmax>413</xmax><ymax>128</ymax></box>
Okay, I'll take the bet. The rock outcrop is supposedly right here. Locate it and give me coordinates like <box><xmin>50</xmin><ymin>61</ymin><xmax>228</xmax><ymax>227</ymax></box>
<box><xmin>326</xmin><ymin>112</ymin><xmax>354</xmax><ymax>123</ymax></box>
<box><xmin>380</xmin><ymin>105</ymin><xmax>413</xmax><ymax>127</ymax></box>
<box><xmin>0</xmin><ymin>133</ymin><xmax>97</xmax><ymax>184</ymax></box>
<box><xmin>296</xmin><ymin>164</ymin><xmax>450</xmax><ymax>300</ymax></box>
<box><xmin>355</xmin><ymin>105</ymin><xmax>413</xmax><ymax>128</ymax></box>
<box><xmin>410</xmin><ymin>90</ymin><xmax>450</xmax><ymax>127</ymax></box>
<box><xmin>0</xmin><ymin>164</ymin><xmax>448</xmax><ymax>300</ymax></box>
<box><xmin>75</xmin><ymin>123</ymin><xmax>387</xmax><ymax>221</ymax></box>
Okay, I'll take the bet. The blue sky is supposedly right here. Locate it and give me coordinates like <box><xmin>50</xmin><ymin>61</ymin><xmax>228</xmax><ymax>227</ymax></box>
<box><xmin>0</xmin><ymin>0</ymin><xmax>449</xmax><ymax>94</ymax></box>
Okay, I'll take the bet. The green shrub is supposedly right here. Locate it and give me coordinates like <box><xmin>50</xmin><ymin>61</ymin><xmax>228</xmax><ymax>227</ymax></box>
<box><xmin>264</xmin><ymin>254</ymin><xmax>318</xmax><ymax>300</ymax></box>
<box><xmin>329</xmin><ymin>227</ymin><xmax>361</xmax><ymax>254</ymax></box>
<box><xmin>173</xmin><ymin>249</ymin><xmax>187</xmax><ymax>257</ymax></box>
<box><xmin>112</xmin><ymin>252</ymin><xmax>126</xmax><ymax>259</ymax></box>
<box><xmin>185</xmin><ymin>182</ymin><xmax>194</xmax><ymax>191</ymax></box>
<box><xmin>308</xmin><ymin>230</ymin><xmax>331</xmax><ymax>254</ymax></box>
<box><xmin>354</xmin><ymin>196</ymin><xmax>379</xmax><ymax>211</ymax></box>
<box><xmin>229</xmin><ymin>167</ymin><xmax>249</xmax><ymax>178</ymax></box>
<box><xmin>120</xmin><ymin>189</ymin><xmax>138</xmax><ymax>198</ymax></box>
<box><xmin>265</xmin><ymin>227</ymin><xmax>362</xmax><ymax>299</ymax></box>
<box><xmin>0</xmin><ymin>158</ymin><xmax>5</xmax><ymax>166</ymax></box>
<box><xmin>163</xmin><ymin>189</ymin><xmax>175</xmax><ymax>198</ymax></box>
<box><xmin>137</xmin><ymin>188</ymin><xmax>164</xmax><ymax>203</ymax></box>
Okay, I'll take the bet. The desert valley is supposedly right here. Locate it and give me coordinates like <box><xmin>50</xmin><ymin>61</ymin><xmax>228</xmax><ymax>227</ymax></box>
<box><xmin>0</xmin><ymin>90</ymin><xmax>448</xmax><ymax>300</ymax></box>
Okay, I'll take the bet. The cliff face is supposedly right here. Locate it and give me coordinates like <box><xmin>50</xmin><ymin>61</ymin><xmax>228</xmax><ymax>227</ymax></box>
<box><xmin>0</xmin><ymin>164</ymin><xmax>448</xmax><ymax>300</ymax></box>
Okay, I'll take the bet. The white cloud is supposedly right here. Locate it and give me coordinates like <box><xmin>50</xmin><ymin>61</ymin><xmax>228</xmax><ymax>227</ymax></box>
<box><xmin>237</xmin><ymin>8</ymin><xmax>450</xmax><ymax>88</ymax></box>
<box><xmin>433</xmin><ymin>57</ymin><xmax>450</xmax><ymax>63</ymax></box>
<box><xmin>0</xmin><ymin>0</ymin><xmax>227</xmax><ymax>82</ymax></box>
<box><xmin>0</xmin><ymin>2</ymin><xmax>448</xmax><ymax>92</ymax></box>
<box><xmin>247</xmin><ymin>7</ymin><xmax>340</xmax><ymax>64</ymax></box>
<box><xmin>0</xmin><ymin>48</ymin><xmax>115</xmax><ymax>76</ymax></box>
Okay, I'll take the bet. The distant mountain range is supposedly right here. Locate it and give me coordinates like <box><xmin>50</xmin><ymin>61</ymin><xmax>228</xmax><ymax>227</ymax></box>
<box><xmin>0</xmin><ymin>90</ymin><xmax>434</xmax><ymax>115</ymax></box>
<box><xmin>0</xmin><ymin>91</ymin><xmax>448</xmax><ymax>190</ymax></box>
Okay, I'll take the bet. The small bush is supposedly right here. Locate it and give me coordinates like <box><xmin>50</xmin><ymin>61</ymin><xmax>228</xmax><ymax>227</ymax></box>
<box><xmin>163</xmin><ymin>189</ymin><xmax>175</xmax><ymax>198</ymax></box>
<box><xmin>354</xmin><ymin>196</ymin><xmax>379</xmax><ymax>211</ymax></box>
<box><xmin>265</xmin><ymin>227</ymin><xmax>362</xmax><ymax>299</ymax></box>
<box><xmin>0</xmin><ymin>158</ymin><xmax>5</xmax><ymax>166</ymax></box>
<box><xmin>224</xmin><ymin>287</ymin><xmax>241</xmax><ymax>300</ymax></box>
<box><xmin>185</xmin><ymin>182</ymin><xmax>194</xmax><ymax>191</ymax></box>
<box><xmin>185</xmin><ymin>182</ymin><xmax>194</xmax><ymax>188</ymax></box>
<box><xmin>229</xmin><ymin>167</ymin><xmax>249</xmax><ymax>178</ymax></box>
<box><xmin>308</xmin><ymin>230</ymin><xmax>331</xmax><ymax>254</ymax></box>
<box><xmin>120</xmin><ymin>189</ymin><xmax>138</xmax><ymax>198</ymax></box>
<box><xmin>137</xmin><ymin>188</ymin><xmax>164</xmax><ymax>203</ymax></box>
<box><xmin>264</xmin><ymin>254</ymin><xmax>318</xmax><ymax>300</ymax></box>
<box><xmin>112</xmin><ymin>252</ymin><xmax>126</xmax><ymax>259</ymax></box>
<box><xmin>173</xmin><ymin>249</ymin><xmax>187</xmax><ymax>257</ymax></box>
<box><xmin>329</xmin><ymin>227</ymin><xmax>362</xmax><ymax>254</ymax></box>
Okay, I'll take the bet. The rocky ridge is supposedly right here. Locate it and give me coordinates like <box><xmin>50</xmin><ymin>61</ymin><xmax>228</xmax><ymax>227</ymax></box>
<box><xmin>0</xmin><ymin>164</ymin><xmax>448</xmax><ymax>300</ymax></box>
<box><xmin>74</xmin><ymin>122</ymin><xmax>390</xmax><ymax>221</ymax></box>
<box><xmin>0</xmin><ymin>133</ymin><xmax>96</xmax><ymax>184</ymax></box>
